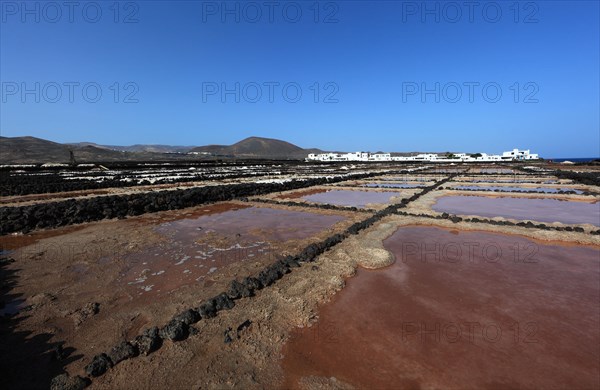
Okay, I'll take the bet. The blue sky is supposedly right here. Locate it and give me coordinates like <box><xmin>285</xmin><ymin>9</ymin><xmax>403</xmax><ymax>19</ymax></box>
<box><xmin>1</xmin><ymin>1</ymin><xmax>598</xmax><ymax>157</ymax></box>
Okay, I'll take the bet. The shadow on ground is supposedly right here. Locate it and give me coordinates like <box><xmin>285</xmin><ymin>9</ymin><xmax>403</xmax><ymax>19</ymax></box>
<box><xmin>0</xmin><ymin>254</ymin><xmax>83</xmax><ymax>389</ymax></box>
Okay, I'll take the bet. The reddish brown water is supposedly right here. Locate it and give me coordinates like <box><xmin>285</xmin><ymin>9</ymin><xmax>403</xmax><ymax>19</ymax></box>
<box><xmin>0</xmin><ymin>225</ymin><xmax>86</xmax><ymax>253</ymax></box>
<box><xmin>433</xmin><ymin>195</ymin><xmax>600</xmax><ymax>226</ymax></box>
<box><xmin>282</xmin><ymin>226</ymin><xmax>600</xmax><ymax>389</ymax></box>
<box><xmin>277</xmin><ymin>188</ymin><xmax>326</xmax><ymax>200</ymax></box>
<box><xmin>118</xmin><ymin>207</ymin><xmax>345</xmax><ymax>297</ymax></box>
<box><xmin>156</xmin><ymin>206</ymin><xmax>345</xmax><ymax>242</ymax></box>
<box><xmin>302</xmin><ymin>189</ymin><xmax>402</xmax><ymax>208</ymax></box>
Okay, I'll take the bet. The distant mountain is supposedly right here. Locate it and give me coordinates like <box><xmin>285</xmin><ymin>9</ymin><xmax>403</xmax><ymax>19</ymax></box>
<box><xmin>71</xmin><ymin>136</ymin><xmax>317</xmax><ymax>158</ymax></box>
<box><xmin>0</xmin><ymin>136</ymin><xmax>197</xmax><ymax>164</ymax></box>
<box><xmin>67</xmin><ymin>142</ymin><xmax>113</xmax><ymax>150</ymax></box>
<box><xmin>0</xmin><ymin>136</ymin><xmax>140</xmax><ymax>164</ymax></box>
<box><xmin>191</xmin><ymin>136</ymin><xmax>322</xmax><ymax>159</ymax></box>
<box><xmin>188</xmin><ymin>144</ymin><xmax>229</xmax><ymax>155</ymax></box>
<box><xmin>68</xmin><ymin>142</ymin><xmax>193</xmax><ymax>153</ymax></box>
<box><xmin>0</xmin><ymin>135</ymin><xmax>324</xmax><ymax>164</ymax></box>
<box><xmin>104</xmin><ymin>144</ymin><xmax>193</xmax><ymax>153</ymax></box>
<box><xmin>0</xmin><ymin>136</ymin><xmax>72</xmax><ymax>164</ymax></box>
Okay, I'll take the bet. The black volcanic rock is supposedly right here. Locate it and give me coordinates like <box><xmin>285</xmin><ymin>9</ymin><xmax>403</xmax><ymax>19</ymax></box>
<box><xmin>160</xmin><ymin>319</ymin><xmax>189</xmax><ymax>341</ymax></box>
<box><xmin>85</xmin><ymin>354</ymin><xmax>113</xmax><ymax>377</ymax></box>
<box><xmin>107</xmin><ymin>341</ymin><xmax>138</xmax><ymax>365</ymax></box>
<box><xmin>133</xmin><ymin>327</ymin><xmax>161</xmax><ymax>356</ymax></box>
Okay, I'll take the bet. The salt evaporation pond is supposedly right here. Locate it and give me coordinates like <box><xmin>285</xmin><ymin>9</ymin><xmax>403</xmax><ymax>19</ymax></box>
<box><xmin>453</xmin><ymin>185</ymin><xmax>583</xmax><ymax>194</ymax></box>
<box><xmin>433</xmin><ymin>195</ymin><xmax>600</xmax><ymax>226</ymax></box>
<box><xmin>119</xmin><ymin>206</ymin><xmax>345</xmax><ymax>296</ymax></box>
<box><xmin>478</xmin><ymin>168</ymin><xmax>515</xmax><ymax>174</ymax></box>
<box><xmin>301</xmin><ymin>189</ymin><xmax>402</xmax><ymax>208</ymax></box>
<box><xmin>461</xmin><ymin>179</ymin><xmax>559</xmax><ymax>184</ymax></box>
<box><xmin>283</xmin><ymin>226</ymin><xmax>600</xmax><ymax>389</ymax></box>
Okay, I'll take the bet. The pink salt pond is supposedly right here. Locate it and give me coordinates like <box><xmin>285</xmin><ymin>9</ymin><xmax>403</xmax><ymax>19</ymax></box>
<box><xmin>433</xmin><ymin>195</ymin><xmax>600</xmax><ymax>226</ymax></box>
<box><xmin>453</xmin><ymin>185</ymin><xmax>583</xmax><ymax>194</ymax></box>
<box><xmin>118</xmin><ymin>206</ymin><xmax>345</xmax><ymax>296</ymax></box>
<box><xmin>302</xmin><ymin>189</ymin><xmax>402</xmax><ymax>208</ymax></box>
<box><xmin>156</xmin><ymin>206</ymin><xmax>344</xmax><ymax>242</ymax></box>
<box><xmin>282</xmin><ymin>226</ymin><xmax>600</xmax><ymax>389</ymax></box>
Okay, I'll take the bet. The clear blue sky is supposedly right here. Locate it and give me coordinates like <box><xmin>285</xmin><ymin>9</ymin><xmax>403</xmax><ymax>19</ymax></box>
<box><xmin>1</xmin><ymin>0</ymin><xmax>598</xmax><ymax>157</ymax></box>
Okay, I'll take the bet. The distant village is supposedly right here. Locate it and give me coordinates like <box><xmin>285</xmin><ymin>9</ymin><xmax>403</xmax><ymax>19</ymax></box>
<box><xmin>306</xmin><ymin>149</ymin><xmax>540</xmax><ymax>162</ymax></box>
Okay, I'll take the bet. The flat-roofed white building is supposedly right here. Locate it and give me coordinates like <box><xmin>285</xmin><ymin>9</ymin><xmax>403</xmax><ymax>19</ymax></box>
<box><xmin>306</xmin><ymin>149</ymin><xmax>540</xmax><ymax>162</ymax></box>
<box><xmin>501</xmin><ymin>149</ymin><xmax>539</xmax><ymax>160</ymax></box>
<box><xmin>413</xmin><ymin>153</ymin><xmax>439</xmax><ymax>161</ymax></box>
<box><xmin>369</xmin><ymin>153</ymin><xmax>391</xmax><ymax>161</ymax></box>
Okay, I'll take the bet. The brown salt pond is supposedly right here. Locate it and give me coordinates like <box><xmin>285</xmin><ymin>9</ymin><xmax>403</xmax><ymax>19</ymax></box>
<box><xmin>282</xmin><ymin>226</ymin><xmax>600</xmax><ymax>389</ymax></box>
<box><xmin>276</xmin><ymin>188</ymin><xmax>327</xmax><ymax>200</ymax></box>
<box><xmin>433</xmin><ymin>195</ymin><xmax>600</xmax><ymax>226</ymax></box>
<box><xmin>302</xmin><ymin>189</ymin><xmax>402</xmax><ymax>208</ymax></box>
<box><xmin>117</xmin><ymin>206</ymin><xmax>345</xmax><ymax>297</ymax></box>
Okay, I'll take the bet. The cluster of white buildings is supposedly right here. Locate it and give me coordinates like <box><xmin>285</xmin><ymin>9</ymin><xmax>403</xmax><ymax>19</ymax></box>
<box><xmin>307</xmin><ymin>149</ymin><xmax>540</xmax><ymax>162</ymax></box>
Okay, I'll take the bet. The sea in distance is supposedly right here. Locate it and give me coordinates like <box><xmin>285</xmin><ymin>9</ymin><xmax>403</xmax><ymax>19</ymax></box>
<box><xmin>548</xmin><ymin>158</ymin><xmax>599</xmax><ymax>163</ymax></box>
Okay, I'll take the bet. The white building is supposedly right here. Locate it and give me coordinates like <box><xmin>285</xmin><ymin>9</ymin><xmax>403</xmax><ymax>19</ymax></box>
<box><xmin>307</xmin><ymin>152</ymin><xmax>370</xmax><ymax>161</ymax></box>
<box><xmin>369</xmin><ymin>153</ymin><xmax>391</xmax><ymax>161</ymax></box>
<box><xmin>306</xmin><ymin>149</ymin><xmax>540</xmax><ymax>162</ymax></box>
<box><xmin>501</xmin><ymin>149</ymin><xmax>539</xmax><ymax>160</ymax></box>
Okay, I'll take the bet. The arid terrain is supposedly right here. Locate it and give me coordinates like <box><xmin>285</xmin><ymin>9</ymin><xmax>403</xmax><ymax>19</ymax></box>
<box><xmin>1</xmin><ymin>161</ymin><xmax>599</xmax><ymax>389</ymax></box>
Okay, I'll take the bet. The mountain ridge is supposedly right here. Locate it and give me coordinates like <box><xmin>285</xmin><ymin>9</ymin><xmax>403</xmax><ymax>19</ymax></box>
<box><xmin>0</xmin><ymin>135</ymin><xmax>324</xmax><ymax>164</ymax></box>
<box><xmin>190</xmin><ymin>136</ymin><xmax>322</xmax><ymax>159</ymax></box>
